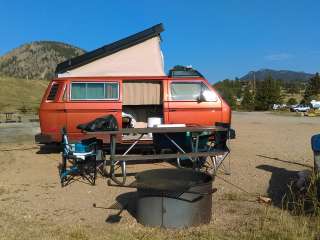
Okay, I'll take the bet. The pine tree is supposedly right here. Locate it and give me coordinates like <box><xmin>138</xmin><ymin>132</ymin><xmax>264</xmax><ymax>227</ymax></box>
<box><xmin>254</xmin><ymin>75</ymin><xmax>282</xmax><ymax>110</ymax></box>
<box><xmin>304</xmin><ymin>72</ymin><xmax>320</xmax><ymax>101</ymax></box>
<box><xmin>213</xmin><ymin>79</ymin><xmax>238</xmax><ymax>109</ymax></box>
<box><xmin>287</xmin><ymin>97</ymin><xmax>297</xmax><ymax>106</ymax></box>
<box><xmin>241</xmin><ymin>85</ymin><xmax>255</xmax><ymax>111</ymax></box>
<box><xmin>220</xmin><ymin>87</ymin><xmax>237</xmax><ymax>109</ymax></box>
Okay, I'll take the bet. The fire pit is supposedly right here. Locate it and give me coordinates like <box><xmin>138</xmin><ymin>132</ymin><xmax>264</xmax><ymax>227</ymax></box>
<box><xmin>134</xmin><ymin>168</ymin><xmax>215</xmax><ymax>228</ymax></box>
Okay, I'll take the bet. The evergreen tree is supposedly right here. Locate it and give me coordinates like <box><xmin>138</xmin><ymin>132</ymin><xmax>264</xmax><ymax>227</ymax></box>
<box><xmin>234</xmin><ymin>78</ymin><xmax>242</xmax><ymax>98</ymax></box>
<box><xmin>254</xmin><ymin>75</ymin><xmax>282</xmax><ymax>110</ymax></box>
<box><xmin>241</xmin><ymin>85</ymin><xmax>255</xmax><ymax>111</ymax></box>
<box><xmin>304</xmin><ymin>72</ymin><xmax>320</xmax><ymax>101</ymax></box>
<box><xmin>219</xmin><ymin>87</ymin><xmax>237</xmax><ymax>109</ymax></box>
<box><xmin>213</xmin><ymin>79</ymin><xmax>239</xmax><ymax>109</ymax></box>
<box><xmin>287</xmin><ymin>82</ymin><xmax>301</xmax><ymax>94</ymax></box>
<box><xmin>287</xmin><ymin>97</ymin><xmax>297</xmax><ymax>105</ymax></box>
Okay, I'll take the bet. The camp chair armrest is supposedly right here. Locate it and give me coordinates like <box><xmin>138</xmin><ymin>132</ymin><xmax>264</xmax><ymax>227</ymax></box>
<box><xmin>73</xmin><ymin>151</ymin><xmax>95</xmax><ymax>157</ymax></box>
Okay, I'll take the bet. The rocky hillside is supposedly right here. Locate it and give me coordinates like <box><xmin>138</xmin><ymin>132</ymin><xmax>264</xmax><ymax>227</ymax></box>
<box><xmin>0</xmin><ymin>41</ymin><xmax>85</xmax><ymax>80</ymax></box>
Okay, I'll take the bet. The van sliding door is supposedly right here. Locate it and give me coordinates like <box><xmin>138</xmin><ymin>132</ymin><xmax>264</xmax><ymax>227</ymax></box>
<box><xmin>65</xmin><ymin>80</ymin><xmax>122</xmax><ymax>142</ymax></box>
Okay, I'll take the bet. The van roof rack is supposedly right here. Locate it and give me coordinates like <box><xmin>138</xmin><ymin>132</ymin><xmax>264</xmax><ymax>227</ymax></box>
<box><xmin>168</xmin><ymin>65</ymin><xmax>203</xmax><ymax>78</ymax></box>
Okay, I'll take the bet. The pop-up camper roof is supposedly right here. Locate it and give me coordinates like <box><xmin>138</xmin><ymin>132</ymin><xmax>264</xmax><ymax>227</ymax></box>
<box><xmin>56</xmin><ymin>24</ymin><xmax>165</xmax><ymax>77</ymax></box>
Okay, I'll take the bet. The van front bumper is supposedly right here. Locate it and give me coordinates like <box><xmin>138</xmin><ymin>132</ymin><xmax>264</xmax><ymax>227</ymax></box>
<box><xmin>35</xmin><ymin>133</ymin><xmax>54</xmax><ymax>144</ymax></box>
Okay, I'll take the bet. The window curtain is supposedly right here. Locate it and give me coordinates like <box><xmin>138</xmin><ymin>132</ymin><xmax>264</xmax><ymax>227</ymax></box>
<box><xmin>122</xmin><ymin>81</ymin><xmax>161</xmax><ymax>105</ymax></box>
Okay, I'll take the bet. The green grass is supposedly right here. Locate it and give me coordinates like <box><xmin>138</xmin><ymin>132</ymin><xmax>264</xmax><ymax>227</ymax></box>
<box><xmin>0</xmin><ymin>75</ymin><xmax>48</xmax><ymax>112</ymax></box>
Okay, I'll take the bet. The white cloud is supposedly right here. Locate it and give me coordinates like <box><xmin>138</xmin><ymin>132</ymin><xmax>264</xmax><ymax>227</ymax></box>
<box><xmin>265</xmin><ymin>53</ymin><xmax>293</xmax><ymax>61</ymax></box>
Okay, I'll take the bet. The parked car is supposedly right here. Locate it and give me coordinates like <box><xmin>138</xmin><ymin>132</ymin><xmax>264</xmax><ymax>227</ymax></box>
<box><xmin>290</xmin><ymin>105</ymin><xmax>310</xmax><ymax>112</ymax></box>
<box><xmin>272</xmin><ymin>104</ymin><xmax>287</xmax><ymax>110</ymax></box>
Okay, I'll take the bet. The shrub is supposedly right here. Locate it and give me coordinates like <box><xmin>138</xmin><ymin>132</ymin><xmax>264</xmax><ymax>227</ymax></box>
<box><xmin>287</xmin><ymin>98</ymin><xmax>297</xmax><ymax>106</ymax></box>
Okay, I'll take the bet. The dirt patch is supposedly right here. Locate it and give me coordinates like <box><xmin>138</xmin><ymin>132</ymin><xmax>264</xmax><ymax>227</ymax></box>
<box><xmin>0</xmin><ymin>112</ymin><xmax>319</xmax><ymax>239</ymax></box>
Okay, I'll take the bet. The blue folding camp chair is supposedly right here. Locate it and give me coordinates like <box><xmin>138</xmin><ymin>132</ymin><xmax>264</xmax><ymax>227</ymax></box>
<box><xmin>60</xmin><ymin>128</ymin><xmax>102</xmax><ymax>187</ymax></box>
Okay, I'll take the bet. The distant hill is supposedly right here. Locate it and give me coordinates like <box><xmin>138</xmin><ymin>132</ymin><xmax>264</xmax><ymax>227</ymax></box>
<box><xmin>0</xmin><ymin>75</ymin><xmax>47</xmax><ymax>112</ymax></box>
<box><xmin>240</xmin><ymin>69</ymin><xmax>314</xmax><ymax>83</ymax></box>
<box><xmin>0</xmin><ymin>41</ymin><xmax>85</xmax><ymax>80</ymax></box>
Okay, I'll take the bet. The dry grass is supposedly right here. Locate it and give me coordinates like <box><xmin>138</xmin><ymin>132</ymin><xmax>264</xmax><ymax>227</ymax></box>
<box><xmin>0</xmin><ymin>75</ymin><xmax>48</xmax><ymax>112</ymax></box>
<box><xmin>0</xmin><ymin>202</ymin><xmax>318</xmax><ymax>240</ymax></box>
<box><xmin>284</xmin><ymin>173</ymin><xmax>320</xmax><ymax>215</ymax></box>
<box><xmin>282</xmin><ymin>92</ymin><xmax>303</xmax><ymax>104</ymax></box>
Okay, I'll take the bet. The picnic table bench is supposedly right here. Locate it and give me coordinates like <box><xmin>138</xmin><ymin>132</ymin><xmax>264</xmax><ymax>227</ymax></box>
<box><xmin>87</xmin><ymin>126</ymin><xmax>230</xmax><ymax>185</ymax></box>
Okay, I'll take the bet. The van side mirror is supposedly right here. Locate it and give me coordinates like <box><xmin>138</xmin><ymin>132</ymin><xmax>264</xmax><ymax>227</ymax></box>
<box><xmin>197</xmin><ymin>93</ymin><xmax>206</xmax><ymax>103</ymax></box>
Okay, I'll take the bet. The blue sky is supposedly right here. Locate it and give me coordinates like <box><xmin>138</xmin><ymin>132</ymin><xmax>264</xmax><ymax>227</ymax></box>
<box><xmin>0</xmin><ymin>0</ymin><xmax>319</xmax><ymax>82</ymax></box>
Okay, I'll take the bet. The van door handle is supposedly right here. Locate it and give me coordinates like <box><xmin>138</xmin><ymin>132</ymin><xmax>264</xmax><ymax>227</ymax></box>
<box><xmin>169</xmin><ymin>109</ymin><xmax>177</xmax><ymax>112</ymax></box>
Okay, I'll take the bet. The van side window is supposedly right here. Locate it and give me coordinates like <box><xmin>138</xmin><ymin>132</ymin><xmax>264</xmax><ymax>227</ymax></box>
<box><xmin>47</xmin><ymin>83</ymin><xmax>59</xmax><ymax>101</ymax></box>
<box><xmin>170</xmin><ymin>82</ymin><xmax>217</xmax><ymax>101</ymax></box>
<box><xmin>71</xmin><ymin>82</ymin><xmax>119</xmax><ymax>100</ymax></box>
<box><xmin>170</xmin><ymin>82</ymin><xmax>202</xmax><ymax>101</ymax></box>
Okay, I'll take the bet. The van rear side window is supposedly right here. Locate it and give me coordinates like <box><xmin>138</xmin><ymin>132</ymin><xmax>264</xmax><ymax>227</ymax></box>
<box><xmin>47</xmin><ymin>83</ymin><xmax>59</xmax><ymax>101</ymax></box>
<box><xmin>71</xmin><ymin>82</ymin><xmax>119</xmax><ymax>100</ymax></box>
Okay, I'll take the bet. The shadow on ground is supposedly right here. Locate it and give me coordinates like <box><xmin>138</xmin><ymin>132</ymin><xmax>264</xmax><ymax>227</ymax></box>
<box><xmin>105</xmin><ymin>191</ymin><xmax>137</xmax><ymax>223</ymax></box>
<box><xmin>36</xmin><ymin>144</ymin><xmax>61</xmax><ymax>154</ymax></box>
<box><xmin>256</xmin><ymin>164</ymin><xmax>298</xmax><ymax>207</ymax></box>
<box><xmin>257</xmin><ymin>154</ymin><xmax>312</xmax><ymax>169</ymax></box>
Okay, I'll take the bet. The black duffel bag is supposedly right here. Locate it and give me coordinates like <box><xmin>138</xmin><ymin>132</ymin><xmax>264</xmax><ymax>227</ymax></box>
<box><xmin>77</xmin><ymin>115</ymin><xmax>119</xmax><ymax>132</ymax></box>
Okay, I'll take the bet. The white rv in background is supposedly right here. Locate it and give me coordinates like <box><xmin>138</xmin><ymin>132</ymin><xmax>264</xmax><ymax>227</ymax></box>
<box><xmin>310</xmin><ymin>100</ymin><xmax>320</xmax><ymax>109</ymax></box>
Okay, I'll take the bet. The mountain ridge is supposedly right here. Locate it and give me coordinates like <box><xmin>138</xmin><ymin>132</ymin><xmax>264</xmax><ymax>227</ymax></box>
<box><xmin>240</xmin><ymin>69</ymin><xmax>314</xmax><ymax>82</ymax></box>
<box><xmin>0</xmin><ymin>42</ymin><xmax>316</xmax><ymax>82</ymax></box>
<box><xmin>0</xmin><ymin>41</ymin><xmax>85</xmax><ymax>80</ymax></box>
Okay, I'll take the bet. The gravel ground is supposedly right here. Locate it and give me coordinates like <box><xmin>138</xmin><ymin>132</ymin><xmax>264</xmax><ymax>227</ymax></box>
<box><xmin>0</xmin><ymin>111</ymin><xmax>318</xmax><ymax>232</ymax></box>
<box><xmin>0</xmin><ymin>122</ymin><xmax>40</xmax><ymax>144</ymax></box>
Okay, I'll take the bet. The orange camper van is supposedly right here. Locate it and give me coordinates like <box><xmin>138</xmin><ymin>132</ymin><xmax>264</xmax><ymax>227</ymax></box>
<box><xmin>35</xmin><ymin>24</ymin><xmax>231</xmax><ymax>143</ymax></box>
